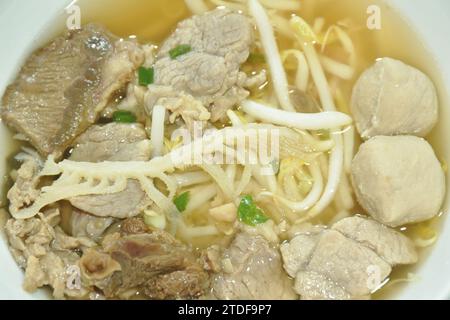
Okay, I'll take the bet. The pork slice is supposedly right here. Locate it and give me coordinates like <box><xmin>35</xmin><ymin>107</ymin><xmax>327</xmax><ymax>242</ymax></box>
<box><xmin>69</xmin><ymin>123</ymin><xmax>150</xmax><ymax>162</ymax></box>
<box><xmin>306</xmin><ymin>230</ymin><xmax>392</xmax><ymax>297</ymax></box>
<box><xmin>144</xmin><ymin>84</ymin><xmax>211</xmax><ymax>131</ymax></box>
<box><xmin>295</xmin><ymin>270</ymin><xmax>352</xmax><ymax>300</ymax></box>
<box><xmin>1</xmin><ymin>24</ymin><xmax>144</xmax><ymax>156</ymax></box>
<box><xmin>69</xmin><ymin>208</ymin><xmax>115</xmax><ymax>240</ymax></box>
<box><xmin>280</xmin><ymin>231</ymin><xmax>323</xmax><ymax>278</ymax></box>
<box><xmin>68</xmin><ymin>123</ymin><xmax>152</xmax><ymax>218</ymax></box>
<box><xmin>332</xmin><ymin>216</ymin><xmax>418</xmax><ymax>265</ymax></box>
<box><xmin>212</xmin><ymin>233</ymin><xmax>297</xmax><ymax>300</ymax></box>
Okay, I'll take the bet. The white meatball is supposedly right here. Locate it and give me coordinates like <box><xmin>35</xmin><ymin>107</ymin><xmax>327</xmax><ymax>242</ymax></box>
<box><xmin>351</xmin><ymin>57</ymin><xmax>438</xmax><ymax>139</ymax></box>
<box><xmin>351</xmin><ymin>136</ymin><xmax>445</xmax><ymax>227</ymax></box>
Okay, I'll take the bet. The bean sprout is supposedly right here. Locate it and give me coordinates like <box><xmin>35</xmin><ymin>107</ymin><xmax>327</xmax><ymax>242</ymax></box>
<box><xmin>241</xmin><ymin>100</ymin><xmax>352</xmax><ymax>130</ymax></box>
<box><xmin>150</xmin><ymin>105</ymin><xmax>166</xmax><ymax>157</ymax></box>
<box><xmin>249</xmin><ymin>0</ymin><xmax>295</xmax><ymax>111</ymax></box>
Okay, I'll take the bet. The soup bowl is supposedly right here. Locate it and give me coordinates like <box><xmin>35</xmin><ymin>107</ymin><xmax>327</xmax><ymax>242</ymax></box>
<box><xmin>0</xmin><ymin>0</ymin><xmax>449</xmax><ymax>299</ymax></box>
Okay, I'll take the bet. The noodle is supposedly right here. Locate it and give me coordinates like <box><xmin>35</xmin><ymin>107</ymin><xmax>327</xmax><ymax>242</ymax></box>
<box><xmin>249</xmin><ymin>0</ymin><xmax>295</xmax><ymax>111</ymax></box>
<box><xmin>150</xmin><ymin>104</ymin><xmax>166</xmax><ymax>157</ymax></box>
<box><xmin>241</xmin><ymin>100</ymin><xmax>352</xmax><ymax>130</ymax></box>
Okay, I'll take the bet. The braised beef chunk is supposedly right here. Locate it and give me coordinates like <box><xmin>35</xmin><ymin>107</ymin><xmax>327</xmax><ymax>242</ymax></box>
<box><xmin>120</xmin><ymin>217</ymin><xmax>149</xmax><ymax>235</ymax></box>
<box><xmin>101</xmin><ymin>228</ymin><xmax>208</xmax><ymax>299</ymax></box>
<box><xmin>1</xmin><ymin>24</ymin><xmax>143</xmax><ymax>156</ymax></box>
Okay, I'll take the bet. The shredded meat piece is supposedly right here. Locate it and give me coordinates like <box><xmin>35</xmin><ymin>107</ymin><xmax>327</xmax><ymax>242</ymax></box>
<box><xmin>145</xmin><ymin>85</ymin><xmax>211</xmax><ymax>131</ymax></box>
<box><xmin>5</xmin><ymin>210</ymin><xmax>94</xmax><ymax>299</ymax></box>
<box><xmin>7</xmin><ymin>158</ymin><xmax>41</xmax><ymax>217</ymax></box>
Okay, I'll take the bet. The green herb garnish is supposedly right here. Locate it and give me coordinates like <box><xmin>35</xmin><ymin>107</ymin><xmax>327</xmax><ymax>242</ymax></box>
<box><xmin>174</xmin><ymin>191</ymin><xmax>190</xmax><ymax>212</ymax></box>
<box><xmin>112</xmin><ymin>110</ymin><xmax>136</xmax><ymax>123</ymax></box>
<box><xmin>169</xmin><ymin>44</ymin><xmax>192</xmax><ymax>59</ymax></box>
<box><xmin>138</xmin><ymin>66</ymin><xmax>154</xmax><ymax>86</ymax></box>
<box><xmin>238</xmin><ymin>195</ymin><xmax>269</xmax><ymax>226</ymax></box>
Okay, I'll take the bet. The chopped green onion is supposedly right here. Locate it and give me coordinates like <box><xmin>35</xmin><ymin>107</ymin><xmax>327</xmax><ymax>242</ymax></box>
<box><xmin>238</xmin><ymin>195</ymin><xmax>269</xmax><ymax>226</ymax></box>
<box><xmin>112</xmin><ymin>110</ymin><xmax>136</xmax><ymax>123</ymax></box>
<box><xmin>169</xmin><ymin>44</ymin><xmax>192</xmax><ymax>59</ymax></box>
<box><xmin>138</xmin><ymin>66</ymin><xmax>154</xmax><ymax>86</ymax></box>
<box><xmin>247</xmin><ymin>52</ymin><xmax>266</xmax><ymax>64</ymax></box>
<box><xmin>174</xmin><ymin>191</ymin><xmax>190</xmax><ymax>212</ymax></box>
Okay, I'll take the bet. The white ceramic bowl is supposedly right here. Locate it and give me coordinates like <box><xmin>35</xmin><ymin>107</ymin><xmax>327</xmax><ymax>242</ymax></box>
<box><xmin>0</xmin><ymin>0</ymin><xmax>449</xmax><ymax>300</ymax></box>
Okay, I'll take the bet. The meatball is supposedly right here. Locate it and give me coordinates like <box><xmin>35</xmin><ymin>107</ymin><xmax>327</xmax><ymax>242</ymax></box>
<box><xmin>351</xmin><ymin>136</ymin><xmax>445</xmax><ymax>227</ymax></box>
<box><xmin>351</xmin><ymin>57</ymin><xmax>438</xmax><ymax>139</ymax></box>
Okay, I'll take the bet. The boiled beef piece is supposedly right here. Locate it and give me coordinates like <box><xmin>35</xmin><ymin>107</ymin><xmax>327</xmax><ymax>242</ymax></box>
<box><xmin>1</xmin><ymin>24</ymin><xmax>144</xmax><ymax>156</ymax></box>
<box><xmin>68</xmin><ymin>123</ymin><xmax>152</xmax><ymax>219</ymax></box>
<box><xmin>146</xmin><ymin>8</ymin><xmax>254</xmax><ymax>122</ymax></box>
<box><xmin>211</xmin><ymin>232</ymin><xmax>297</xmax><ymax>300</ymax></box>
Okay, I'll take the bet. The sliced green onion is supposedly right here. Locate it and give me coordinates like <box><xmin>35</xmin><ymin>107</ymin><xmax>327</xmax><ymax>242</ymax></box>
<box><xmin>238</xmin><ymin>195</ymin><xmax>269</xmax><ymax>226</ymax></box>
<box><xmin>169</xmin><ymin>44</ymin><xmax>192</xmax><ymax>59</ymax></box>
<box><xmin>138</xmin><ymin>66</ymin><xmax>154</xmax><ymax>86</ymax></box>
<box><xmin>174</xmin><ymin>191</ymin><xmax>190</xmax><ymax>212</ymax></box>
<box><xmin>112</xmin><ymin>110</ymin><xmax>136</xmax><ymax>123</ymax></box>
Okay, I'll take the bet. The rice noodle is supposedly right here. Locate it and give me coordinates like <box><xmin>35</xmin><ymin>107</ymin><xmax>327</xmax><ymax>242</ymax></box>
<box><xmin>241</xmin><ymin>100</ymin><xmax>352</xmax><ymax>130</ymax></box>
<box><xmin>313</xmin><ymin>17</ymin><xmax>325</xmax><ymax>35</ymax></box>
<box><xmin>225</xmin><ymin>164</ymin><xmax>237</xmax><ymax>184</ymax></box>
<box><xmin>234</xmin><ymin>165</ymin><xmax>253</xmax><ymax>198</ymax></box>
<box><xmin>227</xmin><ymin>110</ymin><xmax>243</xmax><ymax>127</ymax></box>
<box><xmin>320</xmin><ymin>24</ymin><xmax>357</xmax><ymax>74</ymax></box>
<box><xmin>267</xmin><ymin>12</ymin><xmax>295</xmax><ymax>39</ymax></box>
<box><xmin>172</xmin><ymin>171</ymin><xmax>211</xmax><ymax>187</ymax></box>
<box><xmin>139</xmin><ymin>178</ymin><xmax>179</xmax><ymax>234</ymax></box>
<box><xmin>320</xmin><ymin>55</ymin><xmax>355</xmax><ymax>80</ymax></box>
<box><xmin>321</xmin><ymin>25</ymin><xmax>355</xmax><ymax>61</ymax></box>
<box><xmin>290</xmin><ymin>15</ymin><xmax>347</xmax><ymax>221</ymax></box>
<box><xmin>249</xmin><ymin>0</ymin><xmax>295</xmax><ymax>111</ymax></box>
<box><xmin>265</xmin><ymin>161</ymin><xmax>323</xmax><ymax>212</ymax></box>
<box><xmin>151</xmin><ymin>105</ymin><xmax>166</xmax><ymax>157</ymax></box>
<box><xmin>184</xmin><ymin>184</ymin><xmax>218</xmax><ymax>214</ymax></box>
<box><xmin>199</xmin><ymin>164</ymin><xmax>235</xmax><ymax>200</ymax></box>
<box><xmin>281</xmin><ymin>49</ymin><xmax>310</xmax><ymax>92</ymax></box>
